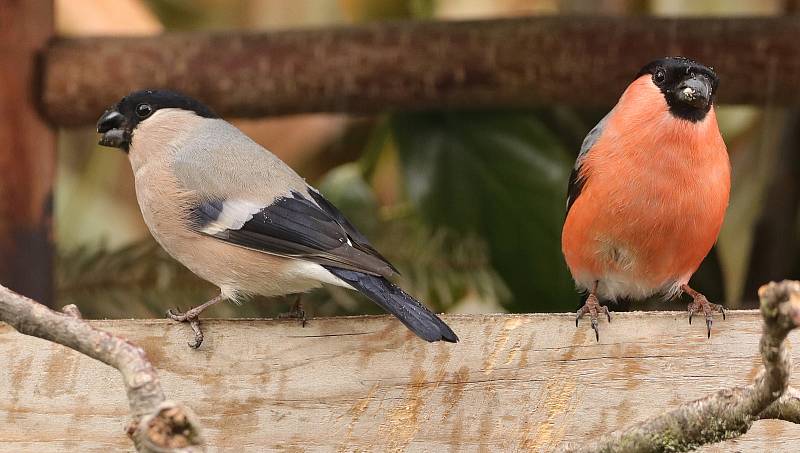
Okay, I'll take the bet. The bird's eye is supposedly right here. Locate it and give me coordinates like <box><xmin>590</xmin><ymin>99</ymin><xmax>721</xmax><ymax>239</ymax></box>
<box><xmin>653</xmin><ymin>70</ymin><xmax>666</xmax><ymax>84</ymax></box>
<box><xmin>135</xmin><ymin>103</ymin><xmax>153</xmax><ymax>118</ymax></box>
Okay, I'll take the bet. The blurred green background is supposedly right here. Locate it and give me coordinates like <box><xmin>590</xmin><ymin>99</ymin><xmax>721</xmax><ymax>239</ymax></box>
<box><xmin>55</xmin><ymin>0</ymin><xmax>798</xmax><ymax>319</ymax></box>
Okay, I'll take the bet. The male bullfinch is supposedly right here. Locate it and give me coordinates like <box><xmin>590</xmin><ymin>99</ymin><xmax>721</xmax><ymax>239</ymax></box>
<box><xmin>96</xmin><ymin>90</ymin><xmax>458</xmax><ymax>348</ymax></box>
<box><xmin>562</xmin><ymin>57</ymin><xmax>730</xmax><ymax>341</ymax></box>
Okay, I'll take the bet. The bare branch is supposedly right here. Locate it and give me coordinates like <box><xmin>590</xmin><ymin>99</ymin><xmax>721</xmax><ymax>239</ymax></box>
<box><xmin>562</xmin><ymin>280</ymin><xmax>800</xmax><ymax>453</ymax></box>
<box><xmin>61</xmin><ymin>303</ymin><xmax>82</xmax><ymax>318</ymax></box>
<box><xmin>758</xmin><ymin>387</ymin><xmax>800</xmax><ymax>423</ymax></box>
<box><xmin>42</xmin><ymin>17</ymin><xmax>800</xmax><ymax>127</ymax></box>
<box><xmin>0</xmin><ymin>284</ymin><xmax>204</xmax><ymax>452</ymax></box>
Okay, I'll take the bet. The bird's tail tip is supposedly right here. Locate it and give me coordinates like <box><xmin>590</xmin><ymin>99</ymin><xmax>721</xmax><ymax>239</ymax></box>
<box><xmin>324</xmin><ymin>266</ymin><xmax>459</xmax><ymax>343</ymax></box>
<box><xmin>437</xmin><ymin>322</ymin><xmax>459</xmax><ymax>343</ymax></box>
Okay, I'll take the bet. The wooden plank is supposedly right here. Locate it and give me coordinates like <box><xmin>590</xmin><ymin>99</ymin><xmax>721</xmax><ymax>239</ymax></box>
<box><xmin>42</xmin><ymin>16</ymin><xmax>800</xmax><ymax>127</ymax></box>
<box><xmin>0</xmin><ymin>0</ymin><xmax>55</xmax><ymax>305</ymax></box>
<box><xmin>0</xmin><ymin>312</ymin><xmax>798</xmax><ymax>452</ymax></box>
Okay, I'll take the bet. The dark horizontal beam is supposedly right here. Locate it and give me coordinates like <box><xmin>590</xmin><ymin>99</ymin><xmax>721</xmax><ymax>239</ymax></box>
<box><xmin>43</xmin><ymin>16</ymin><xmax>800</xmax><ymax>126</ymax></box>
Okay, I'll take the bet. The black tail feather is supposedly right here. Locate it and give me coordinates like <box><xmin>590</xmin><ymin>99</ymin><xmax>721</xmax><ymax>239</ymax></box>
<box><xmin>324</xmin><ymin>267</ymin><xmax>458</xmax><ymax>343</ymax></box>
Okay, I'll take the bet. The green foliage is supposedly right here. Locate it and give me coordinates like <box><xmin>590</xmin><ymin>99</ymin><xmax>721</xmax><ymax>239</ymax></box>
<box><xmin>317</xmin><ymin>163</ymin><xmax>380</xmax><ymax>236</ymax></box>
<box><xmin>391</xmin><ymin>111</ymin><xmax>580</xmax><ymax>311</ymax></box>
<box><xmin>379</xmin><ymin>220</ymin><xmax>511</xmax><ymax>310</ymax></box>
<box><xmin>342</xmin><ymin>0</ymin><xmax>436</xmax><ymax>21</ymax></box>
<box><xmin>58</xmin><ymin>241</ymin><xmax>317</xmax><ymax>319</ymax></box>
<box><xmin>144</xmin><ymin>0</ymin><xmax>258</xmax><ymax>30</ymax></box>
<box><xmin>318</xmin><ymin>162</ymin><xmax>510</xmax><ymax>312</ymax></box>
<box><xmin>57</xmin><ymin>241</ymin><xmax>217</xmax><ymax>318</ymax></box>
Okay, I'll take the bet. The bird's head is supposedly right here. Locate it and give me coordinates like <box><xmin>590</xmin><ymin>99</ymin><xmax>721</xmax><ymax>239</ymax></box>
<box><xmin>633</xmin><ymin>57</ymin><xmax>719</xmax><ymax>123</ymax></box>
<box><xmin>96</xmin><ymin>89</ymin><xmax>218</xmax><ymax>152</ymax></box>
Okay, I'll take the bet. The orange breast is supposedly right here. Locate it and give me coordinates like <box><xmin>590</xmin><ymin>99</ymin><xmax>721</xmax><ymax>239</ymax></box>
<box><xmin>562</xmin><ymin>77</ymin><xmax>730</xmax><ymax>293</ymax></box>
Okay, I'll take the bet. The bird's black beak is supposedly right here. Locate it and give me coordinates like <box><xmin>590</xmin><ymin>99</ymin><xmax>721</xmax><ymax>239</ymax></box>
<box><xmin>97</xmin><ymin>110</ymin><xmax>130</xmax><ymax>150</ymax></box>
<box><xmin>676</xmin><ymin>74</ymin><xmax>712</xmax><ymax>110</ymax></box>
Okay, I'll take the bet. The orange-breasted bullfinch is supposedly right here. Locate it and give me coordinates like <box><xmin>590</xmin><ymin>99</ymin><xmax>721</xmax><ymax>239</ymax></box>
<box><xmin>96</xmin><ymin>89</ymin><xmax>458</xmax><ymax>348</ymax></box>
<box><xmin>562</xmin><ymin>57</ymin><xmax>730</xmax><ymax>341</ymax></box>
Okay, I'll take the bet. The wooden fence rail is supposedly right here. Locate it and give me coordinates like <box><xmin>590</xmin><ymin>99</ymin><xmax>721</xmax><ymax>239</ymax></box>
<box><xmin>43</xmin><ymin>16</ymin><xmax>800</xmax><ymax>127</ymax></box>
<box><xmin>1</xmin><ymin>312</ymin><xmax>799</xmax><ymax>452</ymax></box>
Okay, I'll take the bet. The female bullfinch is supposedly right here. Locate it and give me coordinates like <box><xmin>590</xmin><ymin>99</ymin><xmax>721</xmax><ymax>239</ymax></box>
<box><xmin>562</xmin><ymin>57</ymin><xmax>730</xmax><ymax>341</ymax></box>
<box><xmin>96</xmin><ymin>90</ymin><xmax>458</xmax><ymax>348</ymax></box>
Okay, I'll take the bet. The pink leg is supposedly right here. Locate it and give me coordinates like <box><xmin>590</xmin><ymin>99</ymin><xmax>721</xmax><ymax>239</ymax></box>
<box><xmin>681</xmin><ymin>284</ymin><xmax>726</xmax><ymax>338</ymax></box>
<box><xmin>576</xmin><ymin>281</ymin><xmax>611</xmax><ymax>342</ymax></box>
<box><xmin>167</xmin><ymin>293</ymin><xmax>225</xmax><ymax>349</ymax></box>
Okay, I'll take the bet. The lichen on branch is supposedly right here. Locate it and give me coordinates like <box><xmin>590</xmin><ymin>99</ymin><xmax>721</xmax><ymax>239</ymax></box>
<box><xmin>563</xmin><ymin>280</ymin><xmax>800</xmax><ymax>453</ymax></box>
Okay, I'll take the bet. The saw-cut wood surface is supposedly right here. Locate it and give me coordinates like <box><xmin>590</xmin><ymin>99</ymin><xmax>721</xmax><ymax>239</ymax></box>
<box><xmin>1</xmin><ymin>311</ymin><xmax>798</xmax><ymax>452</ymax></box>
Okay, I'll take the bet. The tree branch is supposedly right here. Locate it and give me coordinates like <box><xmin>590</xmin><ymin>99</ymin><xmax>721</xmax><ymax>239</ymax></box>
<box><xmin>563</xmin><ymin>280</ymin><xmax>800</xmax><ymax>453</ymax></box>
<box><xmin>0</xmin><ymin>284</ymin><xmax>204</xmax><ymax>452</ymax></box>
<box><xmin>42</xmin><ymin>17</ymin><xmax>800</xmax><ymax>127</ymax></box>
<box><xmin>758</xmin><ymin>387</ymin><xmax>800</xmax><ymax>423</ymax></box>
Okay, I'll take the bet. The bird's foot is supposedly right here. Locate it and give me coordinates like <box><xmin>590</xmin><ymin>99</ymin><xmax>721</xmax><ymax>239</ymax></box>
<box><xmin>166</xmin><ymin>294</ymin><xmax>225</xmax><ymax>349</ymax></box>
<box><xmin>167</xmin><ymin>308</ymin><xmax>204</xmax><ymax>349</ymax></box>
<box><xmin>576</xmin><ymin>292</ymin><xmax>611</xmax><ymax>342</ymax></box>
<box><xmin>278</xmin><ymin>297</ymin><xmax>308</xmax><ymax>327</ymax></box>
<box><xmin>683</xmin><ymin>285</ymin><xmax>726</xmax><ymax>339</ymax></box>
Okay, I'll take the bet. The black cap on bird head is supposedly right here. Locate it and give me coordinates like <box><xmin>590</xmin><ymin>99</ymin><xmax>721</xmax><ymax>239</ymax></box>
<box><xmin>637</xmin><ymin>57</ymin><xmax>719</xmax><ymax>123</ymax></box>
<box><xmin>96</xmin><ymin>89</ymin><xmax>218</xmax><ymax>152</ymax></box>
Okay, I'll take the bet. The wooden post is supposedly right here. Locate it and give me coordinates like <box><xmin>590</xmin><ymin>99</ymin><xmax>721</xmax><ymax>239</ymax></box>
<box><xmin>0</xmin><ymin>1</ymin><xmax>55</xmax><ymax>305</ymax></box>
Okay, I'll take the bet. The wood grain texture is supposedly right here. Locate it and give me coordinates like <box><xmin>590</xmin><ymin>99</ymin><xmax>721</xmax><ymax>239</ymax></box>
<box><xmin>43</xmin><ymin>16</ymin><xmax>800</xmax><ymax>126</ymax></box>
<box><xmin>1</xmin><ymin>312</ymin><xmax>798</xmax><ymax>452</ymax></box>
<box><xmin>0</xmin><ymin>0</ymin><xmax>56</xmax><ymax>304</ymax></box>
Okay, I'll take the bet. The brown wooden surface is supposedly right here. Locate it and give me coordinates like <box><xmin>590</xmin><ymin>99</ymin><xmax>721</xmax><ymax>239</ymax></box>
<box><xmin>0</xmin><ymin>0</ymin><xmax>56</xmax><ymax>304</ymax></box>
<box><xmin>1</xmin><ymin>311</ymin><xmax>798</xmax><ymax>452</ymax></box>
<box><xmin>43</xmin><ymin>16</ymin><xmax>800</xmax><ymax>127</ymax></box>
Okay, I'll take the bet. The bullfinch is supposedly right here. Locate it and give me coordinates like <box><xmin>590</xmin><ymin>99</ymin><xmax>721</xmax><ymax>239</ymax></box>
<box><xmin>562</xmin><ymin>57</ymin><xmax>730</xmax><ymax>340</ymax></box>
<box><xmin>96</xmin><ymin>90</ymin><xmax>458</xmax><ymax>348</ymax></box>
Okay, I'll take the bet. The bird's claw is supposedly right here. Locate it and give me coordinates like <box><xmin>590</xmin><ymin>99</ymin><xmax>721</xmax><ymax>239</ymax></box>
<box><xmin>164</xmin><ymin>295</ymin><xmax>225</xmax><ymax>349</ymax></box>
<box><xmin>576</xmin><ymin>293</ymin><xmax>610</xmax><ymax>342</ymax></box>
<box><xmin>167</xmin><ymin>307</ymin><xmax>195</xmax><ymax>322</ymax></box>
<box><xmin>166</xmin><ymin>307</ymin><xmax>204</xmax><ymax>348</ymax></box>
<box><xmin>686</xmin><ymin>293</ymin><xmax>725</xmax><ymax>338</ymax></box>
<box><xmin>278</xmin><ymin>297</ymin><xmax>308</xmax><ymax>327</ymax></box>
<box><xmin>278</xmin><ymin>308</ymin><xmax>307</xmax><ymax>326</ymax></box>
<box><xmin>186</xmin><ymin>320</ymin><xmax>203</xmax><ymax>349</ymax></box>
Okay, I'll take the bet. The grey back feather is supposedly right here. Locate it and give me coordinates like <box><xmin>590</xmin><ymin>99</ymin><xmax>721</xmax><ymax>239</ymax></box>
<box><xmin>171</xmin><ymin>118</ymin><xmax>397</xmax><ymax>278</ymax></box>
<box><xmin>172</xmin><ymin>119</ymin><xmax>309</xmax><ymax>202</ymax></box>
<box><xmin>577</xmin><ymin>110</ymin><xmax>612</xmax><ymax>168</ymax></box>
<box><xmin>566</xmin><ymin>110</ymin><xmax>613</xmax><ymax>213</ymax></box>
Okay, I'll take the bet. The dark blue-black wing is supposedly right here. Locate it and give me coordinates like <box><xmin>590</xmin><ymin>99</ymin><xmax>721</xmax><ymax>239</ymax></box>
<box><xmin>567</xmin><ymin>111</ymin><xmax>612</xmax><ymax>214</ymax></box>
<box><xmin>189</xmin><ymin>189</ymin><xmax>397</xmax><ymax>278</ymax></box>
